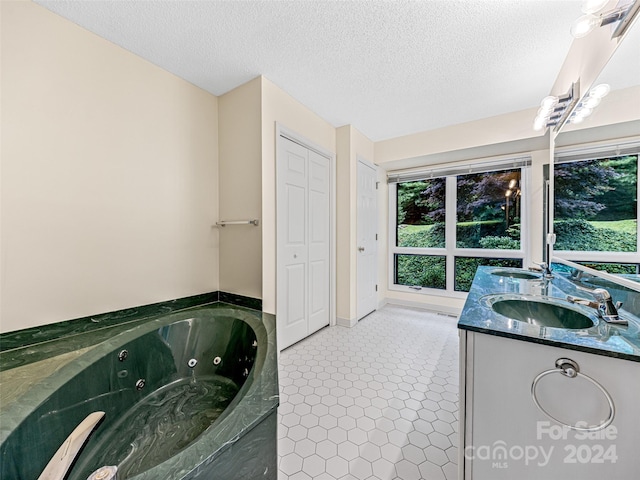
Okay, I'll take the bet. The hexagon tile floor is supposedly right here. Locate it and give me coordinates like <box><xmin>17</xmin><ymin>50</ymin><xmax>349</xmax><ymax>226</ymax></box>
<box><xmin>277</xmin><ymin>304</ymin><xmax>460</xmax><ymax>480</ymax></box>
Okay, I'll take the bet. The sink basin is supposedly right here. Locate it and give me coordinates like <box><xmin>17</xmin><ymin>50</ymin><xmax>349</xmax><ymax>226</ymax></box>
<box><xmin>491</xmin><ymin>269</ymin><xmax>540</xmax><ymax>280</ymax></box>
<box><xmin>483</xmin><ymin>294</ymin><xmax>597</xmax><ymax>329</ymax></box>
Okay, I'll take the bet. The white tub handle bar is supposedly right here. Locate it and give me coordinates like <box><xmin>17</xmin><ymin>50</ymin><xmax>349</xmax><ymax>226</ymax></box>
<box><xmin>37</xmin><ymin>411</ymin><xmax>105</xmax><ymax>480</ymax></box>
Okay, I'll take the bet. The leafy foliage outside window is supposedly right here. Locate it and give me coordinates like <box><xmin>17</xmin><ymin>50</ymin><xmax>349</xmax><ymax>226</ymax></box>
<box><xmin>397</xmin><ymin>178</ymin><xmax>445</xmax><ymax>248</ymax></box>
<box><xmin>554</xmin><ymin>155</ymin><xmax>637</xmax><ymax>252</ymax></box>
<box><xmin>575</xmin><ymin>262</ymin><xmax>639</xmax><ymax>275</ymax></box>
<box><xmin>454</xmin><ymin>257</ymin><xmax>523</xmax><ymax>292</ymax></box>
<box><xmin>456</xmin><ymin>169</ymin><xmax>521</xmax><ymax>249</ymax></box>
<box><xmin>395</xmin><ymin>254</ymin><xmax>446</xmax><ymax>290</ymax></box>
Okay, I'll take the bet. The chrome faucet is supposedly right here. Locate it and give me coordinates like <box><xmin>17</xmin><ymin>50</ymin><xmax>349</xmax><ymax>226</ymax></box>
<box><xmin>567</xmin><ymin>288</ymin><xmax>627</xmax><ymax>325</ymax></box>
<box><xmin>569</xmin><ymin>268</ymin><xmax>585</xmax><ymax>281</ymax></box>
<box><xmin>530</xmin><ymin>261</ymin><xmax>553</xmax><ymax>279</ymax></box>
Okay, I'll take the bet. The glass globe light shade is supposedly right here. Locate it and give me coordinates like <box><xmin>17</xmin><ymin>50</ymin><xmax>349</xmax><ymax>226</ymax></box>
<box><xmin>540</xmin><ymin>96</ymin><xmax>559</xmax><ymax>110</ymax></box>
<box><xmin>571</xmin><ymin>14</ymin><xmax>601</xmax><ymax>38</ymax></box>
<box><xmin>582</xmin><ymin>96</ymin><xmax>602</xmax><ymax>108</ymax></box>
<box><xmin>533</xmin><ymin>115</ymin><xmax>546</xmax><ymax>131</ymax></box>
<box><xmin>589</xmin><ymin>83</ymin><xmax>611</xmax><ymax>99</ymax></box>
<box><xmin>574</xmin><ymin>106</ymin><xmax>594</xmax><ymax>119</ymax></box>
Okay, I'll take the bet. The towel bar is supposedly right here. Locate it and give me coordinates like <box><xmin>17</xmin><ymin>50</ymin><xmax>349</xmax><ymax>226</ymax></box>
<box><xmin>215</xmin><ymin>219</ymin><xmax>259</xmax><ymax>227</ymax></box>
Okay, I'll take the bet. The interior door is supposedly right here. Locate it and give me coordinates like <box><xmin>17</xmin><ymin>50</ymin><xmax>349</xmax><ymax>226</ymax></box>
<box><xmin>277</xmin><ymin>136</ymin><xmax>330</xmax><ymax>350</ymax></box>
<box><xmin>356</xmin><ymin>159</ymin><xmax>378</xmax><ymax>320</ymax></box>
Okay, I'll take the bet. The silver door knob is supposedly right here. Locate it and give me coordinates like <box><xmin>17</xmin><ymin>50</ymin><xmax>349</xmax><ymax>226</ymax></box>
<box><xmin>358</xmin><ymin>246</ymin><xmax>365</xmax><ymax>252</ymax></box>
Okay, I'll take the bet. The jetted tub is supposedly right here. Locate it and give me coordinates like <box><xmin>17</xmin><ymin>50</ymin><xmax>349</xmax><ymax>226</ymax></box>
<box><xmin>0</xmin><ymin>306</ymin><xmax>278</xmax><ymax>480</ymax></box>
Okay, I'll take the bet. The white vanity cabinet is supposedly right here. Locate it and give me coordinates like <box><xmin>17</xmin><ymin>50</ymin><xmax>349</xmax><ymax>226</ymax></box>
<box><xmin>459</xmin><ymin>331</ymin><xmax>640</xmax><ymax>480</ymax></box>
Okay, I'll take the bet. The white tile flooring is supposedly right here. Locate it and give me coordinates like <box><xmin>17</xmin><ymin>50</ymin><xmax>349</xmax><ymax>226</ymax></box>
<box><xmin>277</xmin><ymin>304</ymin><xmax>460</xmax><ymax>480</ymax></box>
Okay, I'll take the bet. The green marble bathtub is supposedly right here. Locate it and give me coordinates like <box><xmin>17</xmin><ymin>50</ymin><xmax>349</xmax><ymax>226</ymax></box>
<box><xmin>0</xmin><ymin>303</ymin><xmax>278</xmax><ymax>480</ymax></box>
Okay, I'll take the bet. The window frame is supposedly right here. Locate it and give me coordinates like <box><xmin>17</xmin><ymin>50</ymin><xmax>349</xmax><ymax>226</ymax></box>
<box><xmin>388</xmin><ymin>164</ymin><xmax>531</xmax><ymax>297</ymax></box>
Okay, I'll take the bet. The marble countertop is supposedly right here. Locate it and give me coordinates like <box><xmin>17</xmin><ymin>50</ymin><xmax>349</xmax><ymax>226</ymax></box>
<box><xmin>458</xmin><ymin>267</ymin><xmax>640</xmax><ymax>362</ymax></box>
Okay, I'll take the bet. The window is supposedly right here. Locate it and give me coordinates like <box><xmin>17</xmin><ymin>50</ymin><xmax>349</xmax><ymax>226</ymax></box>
<box><xmin>454</xmin><ymin>256</ymin><xmax>523</xmax><ymax>292</ymax></box>
<box><xmin>396</xmin><ymin>177</ymin><xmax>446</xmax><ymax>249</ymax></box>
<box><xmin>570</xmin><ymin>262</ymin><xmax>639</xmax><ymax>275</ymax></box>
<box><xmin>456</xmin><ymin>169</ymin><xmax>522</xmax><ymax>250</ymax></box>
<box><xmin>554</xmin><ymin>150</ymin><xmax>639</xmax><ymax>272</ymax></box>
<box><xmin>390</xmin><ymin>161</ymin><xmax>529</xmax><ymax>294</ymax></box>
<box><xmin>395</xmin><ymin>254</ymin><xmax>446</xmax><ymax>290</ymax></box>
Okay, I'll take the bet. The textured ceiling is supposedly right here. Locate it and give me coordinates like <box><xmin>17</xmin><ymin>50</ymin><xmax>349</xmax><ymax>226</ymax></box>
<box><xmin>35</xmin><ymin>0</ymin><xmax>640</xmax><ymax>142</ymax></box>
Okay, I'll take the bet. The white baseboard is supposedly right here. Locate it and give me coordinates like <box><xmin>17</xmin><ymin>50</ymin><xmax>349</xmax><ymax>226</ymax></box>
<box><xmin>380</xmin><ymin>297</ymin><xmax>461</xmax><ymax>318</ymax></box>
<box><xmin>336</xmin><ymin>316</ymin><xmax>358</xmax><ymax>328</ymax></box>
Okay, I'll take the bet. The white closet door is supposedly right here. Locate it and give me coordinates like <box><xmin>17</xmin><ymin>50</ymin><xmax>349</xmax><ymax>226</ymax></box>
<box><xmin>307</xmin><ymin>150</ymin><xmax>330</xmax><ymax>334</ymax></box>
<box><xmin>278</xmin><ymin>139</ymin><xmax>309</xmax><ymax>349</ymax></box>
<box><xmin>277</xmin><ymin>137</ymin><xmax>330</xmax><ymax>350</ymax></box>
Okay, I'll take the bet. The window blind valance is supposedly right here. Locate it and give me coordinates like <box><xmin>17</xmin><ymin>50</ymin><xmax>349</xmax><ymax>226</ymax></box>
<box><xmin>554</xmin><ymin>139</ymin><xmax>640</xmax><ymax>164</ymax></box>
<box><xmin>387</xmin><ymin>156</ymin><xmax>532</xmax><ymax>184</ymax></box>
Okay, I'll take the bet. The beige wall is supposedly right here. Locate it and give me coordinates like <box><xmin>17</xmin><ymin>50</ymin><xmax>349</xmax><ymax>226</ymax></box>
<box><xmin>218</xmin><ymin>78</ymin><xmax>262</xmax><ymax>299</ymax></box>
<box><xmin>375</xmin><ymin>108</ymin><xmax>545</xmax><ymax>168</ymax></box>
<box><xmin>336</xmin><ymin>126</ymin><xmax>353</xmax><ymax>321</ymax></box>
<box><xmin>1</xmin><ymin>1</ymin><xmax>219</xmax><ymax>333</ymax></box>
<box><xmin>216</xmin><ymin>76</ymin><xmax>337</xmax><ymax>315</ymax></box>
<box><xmin>261</xmin><ymin>77</ymin><xmax>336</xmax><ymax>315</ymax></box>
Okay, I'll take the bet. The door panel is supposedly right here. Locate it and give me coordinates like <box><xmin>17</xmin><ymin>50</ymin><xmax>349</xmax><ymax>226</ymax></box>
<box><xmin>309</xmin><ymin>190</ymin><xmax>326</xmax><ymax>242</ymax></box>
<box><xmin>287</xmin><ymin>185</ymin><xmax>306</xmax><ymax>244</ymax></box>
<box><xmin>310</xmin><ymin>260</ymin><xmax>326</xmax><ymax>314</ymax></box>
<box><xmin>357</xmin><ymin>160</ymin><xmax>378</xmax><ymax>320</ymax></box>
<box><xmin>286</xmin><ymin>264</ymin><xmax>306</xmax><ymax>326</ymax></box>
<box><xmin>307</xmin><ymin>150</ymin><xmax>330</xmax><ymax>335</ymax></box>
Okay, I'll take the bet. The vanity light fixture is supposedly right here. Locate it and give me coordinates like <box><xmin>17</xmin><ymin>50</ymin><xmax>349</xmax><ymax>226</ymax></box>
<box><xmin>532</xmin><ymin>83</ymin><xmax>579</xmax><ymax>132</ymax></box>
<box><xmin>568</xmin><ymin>83</ymin><xmax>610</xmax><ymax>124</ymax></box>
<box><xmin>570</xmin><ymin>0</ymin><xmax>640</xmax><ymax>39</ymax></box>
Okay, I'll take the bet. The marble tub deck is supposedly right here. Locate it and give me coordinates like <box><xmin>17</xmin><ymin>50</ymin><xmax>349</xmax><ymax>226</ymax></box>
<box><xmin>0</xmin><ymin>291</ymin><xmax>262</xmax><ymax>371</ymax></box>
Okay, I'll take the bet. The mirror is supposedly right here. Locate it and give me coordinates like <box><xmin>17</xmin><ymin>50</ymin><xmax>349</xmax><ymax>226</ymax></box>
<box><xmin>551</xmin><ymin>257</ymin><xmax>640</xmax><ymax>293</ymax></box>
<box><xmin>549</xmin><ymin>11</ymin><xmax>640</xmax><ymax>288</ymax></box>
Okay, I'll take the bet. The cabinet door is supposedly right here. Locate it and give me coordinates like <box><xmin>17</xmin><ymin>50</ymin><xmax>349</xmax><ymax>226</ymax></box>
<box><xmin>467</xmin><ymin>333</ymin><xmax>640</xmax><ymax>479</ymax></box>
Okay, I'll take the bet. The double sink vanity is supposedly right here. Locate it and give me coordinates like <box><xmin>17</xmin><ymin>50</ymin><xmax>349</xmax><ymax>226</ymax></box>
<box><xmin>458</xmin><ymin>263</ymin><xmax>640</xmax><ymax>479</ymax></box>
